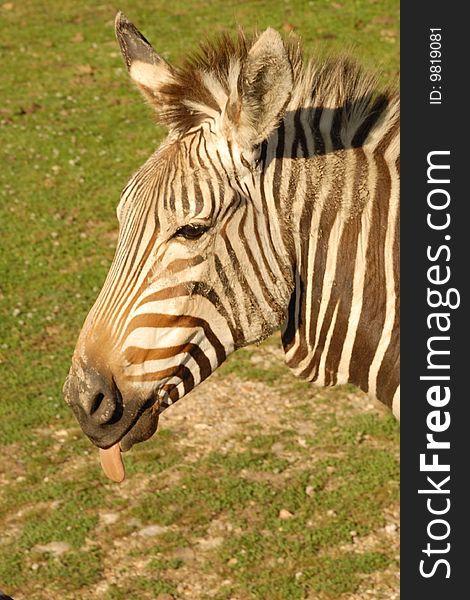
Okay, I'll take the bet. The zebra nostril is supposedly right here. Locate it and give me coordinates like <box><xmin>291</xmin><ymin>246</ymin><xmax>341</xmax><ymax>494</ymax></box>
<box><xmin>88</xmin><ymin>392</ymin><xmax>121</xmax><ymax>426</ymax></box>
<box><xmin>65</xmin><ymin>367</ymin><xmax>126</xmax><ymax>437</ymax></box>
<box><xmin>90</xmin><ymin>392</ymin><xmax>105</xmax><ymax>415</ymax></box>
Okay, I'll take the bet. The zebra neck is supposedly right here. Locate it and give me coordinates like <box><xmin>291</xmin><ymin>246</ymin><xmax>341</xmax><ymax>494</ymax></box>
<box><xmin>278</xmin><ymin>139</ymin><xmax>400</xmax><ymax>409</ymax></box>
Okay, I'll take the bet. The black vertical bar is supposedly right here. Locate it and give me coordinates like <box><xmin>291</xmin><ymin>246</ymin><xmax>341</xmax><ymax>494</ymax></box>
<box><xmin>401</xmin><ymin>3</ymin><xmax>468</xmax><ymax>598</ymax></box>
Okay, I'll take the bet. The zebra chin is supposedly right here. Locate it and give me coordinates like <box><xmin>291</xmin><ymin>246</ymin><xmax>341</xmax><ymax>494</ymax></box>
<box><xmin>76</xmin><ymin>397</ymin><xmax>159</xmax><ymax>452</ymax></box>
<box><xmin>116</xmin><ymin>405</ymin><xmax>160</xmax><ymax>452</ymax></box>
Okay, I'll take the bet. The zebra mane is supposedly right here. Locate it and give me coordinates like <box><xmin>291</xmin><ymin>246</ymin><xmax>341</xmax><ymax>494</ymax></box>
<box><xmin>156</xmin><ymin>29</ymin><xmax>398</xmax><ymax>144</ymax></box>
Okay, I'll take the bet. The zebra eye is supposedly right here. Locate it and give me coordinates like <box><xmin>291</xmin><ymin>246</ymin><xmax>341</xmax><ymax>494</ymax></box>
<box><xmin>174</xmin><ymin>223</ymin><xmax>209</xmax><ymax>240</ymax></box>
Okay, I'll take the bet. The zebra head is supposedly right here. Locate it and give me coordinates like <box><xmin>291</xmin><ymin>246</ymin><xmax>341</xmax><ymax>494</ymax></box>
<box><xmin>63</xmin><ymin>14</ymin><xmax>295</xmax><ymax>458</ymax></box>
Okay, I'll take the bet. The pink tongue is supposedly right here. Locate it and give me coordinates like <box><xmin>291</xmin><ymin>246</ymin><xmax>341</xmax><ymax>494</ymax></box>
<box><xmin>99</xmin><ymin>444</ymin><xmax>125</xmax><ymax>482</ymax></box>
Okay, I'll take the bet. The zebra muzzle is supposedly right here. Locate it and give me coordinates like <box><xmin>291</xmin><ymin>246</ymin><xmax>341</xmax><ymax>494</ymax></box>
<box><xmin>64</xmin><ymin>364</ymin><xmax>160</xmax><ymax>482</ymax></box>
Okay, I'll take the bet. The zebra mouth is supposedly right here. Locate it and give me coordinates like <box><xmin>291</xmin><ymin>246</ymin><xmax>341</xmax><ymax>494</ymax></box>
<box><xmin>98</xmin><ymin>404</ymin><xmax>159</xmax><ymax>482</ymax></box>
<box><xmin>119</xmin><ymin>403</ymin><xmax>159</xmax><ymax>452</ymax></box>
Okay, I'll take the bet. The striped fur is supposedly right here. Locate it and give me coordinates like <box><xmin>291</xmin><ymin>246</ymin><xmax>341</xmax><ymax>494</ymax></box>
<box><xmin>69</xmin><ymin>18</ymin><xmax>400</xmax><ymax>429</ymax></box>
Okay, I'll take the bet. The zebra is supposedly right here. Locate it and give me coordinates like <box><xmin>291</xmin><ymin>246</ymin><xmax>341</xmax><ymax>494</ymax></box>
<box><xmin>64</xmin><ymin>12</ymin><xmax>399</xmax><ymax>481</ymax></box>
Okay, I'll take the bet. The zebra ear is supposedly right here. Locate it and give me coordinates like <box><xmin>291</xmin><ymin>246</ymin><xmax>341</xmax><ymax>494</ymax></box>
<box><xmin>227</xmin><ymin>28</ymin><xmax>293</xmax><ymax>149</ymax></box>
<box><xmin>115</xmin><ymin>12</ymin><xmax>174</xmax><ymax>105</ymax></box>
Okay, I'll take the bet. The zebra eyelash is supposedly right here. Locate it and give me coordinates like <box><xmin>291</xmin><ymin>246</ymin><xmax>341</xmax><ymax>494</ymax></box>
<box><xmin>173</xmin><ymin>223</ymin><xmax>210</xmax><ymax>240</ymax></box>
<box><xmin>240</xmin><ymin>150</ymin><xmax>262</xmax><ymax>171</ymax></box>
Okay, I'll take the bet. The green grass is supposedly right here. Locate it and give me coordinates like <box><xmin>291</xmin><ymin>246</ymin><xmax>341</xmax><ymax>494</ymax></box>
<box><xmin>0</xmin><ymin>1</ymin><xmax>399</xmax><ymax>597</ymax></box>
